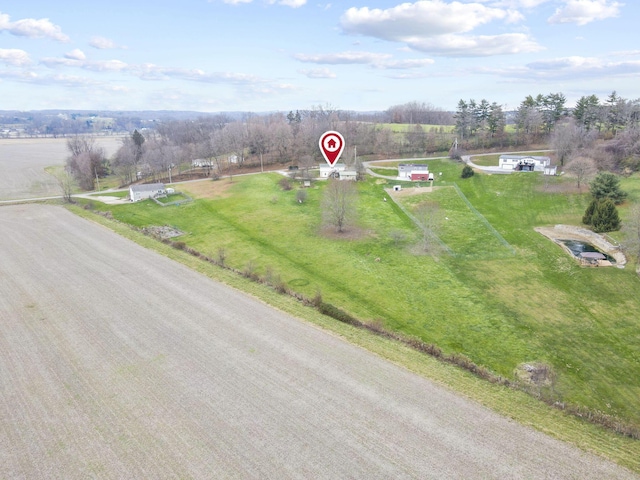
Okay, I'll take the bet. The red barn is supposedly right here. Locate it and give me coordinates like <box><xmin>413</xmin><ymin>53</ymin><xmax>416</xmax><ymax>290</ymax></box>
<box><xmin>410</xmin><ymin>172</ymin><xmax>430</xmax><ymax>181</ymax></box>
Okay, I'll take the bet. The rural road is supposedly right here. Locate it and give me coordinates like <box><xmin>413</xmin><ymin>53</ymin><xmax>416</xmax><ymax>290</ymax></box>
<box><xmin>1</xmin><ymin>204</ymin><xmax>637</xmax><ymax>479</ymax></box>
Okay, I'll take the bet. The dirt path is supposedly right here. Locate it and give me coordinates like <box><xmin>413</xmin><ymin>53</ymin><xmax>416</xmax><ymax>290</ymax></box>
<box><xmin>1</xmin><ymin>204</ymin><xmax>637</xmax><ymax>479</ymax></box>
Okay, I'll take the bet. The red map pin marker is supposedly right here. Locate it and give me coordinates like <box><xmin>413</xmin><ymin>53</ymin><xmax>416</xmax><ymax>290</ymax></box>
<box><xmin>319</xmin><ymin>131</ymin><xmax>345</xmax><ymax>167</ymax></box>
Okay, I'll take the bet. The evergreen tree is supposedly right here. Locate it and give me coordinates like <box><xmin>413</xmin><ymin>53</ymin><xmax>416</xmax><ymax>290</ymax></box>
<box><xmin>461</xmin><ymin>165</ymin><xmax>474</xmax><ymax>178</ymax></box>
<box><xmin>591</xmin><ymin>198</ymin><xmax>621</xmax><ymax>233</ymax></box>
<box><xmin>589</xmin><ymin>172</ymin><xmax>627</xmax><ymax>205</ymax></box>
<box><xmin>573</xmin><ymin>95</ymin><xmax>601</xmax><ymax>131</ymax></box>
<box><xmin>582</xmin><ymin>198</ymin><xmax>598</xmax><ymax>225</ymax></box>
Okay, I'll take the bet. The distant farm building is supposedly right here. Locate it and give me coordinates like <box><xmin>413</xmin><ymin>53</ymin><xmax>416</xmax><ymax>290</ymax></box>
<box><xmin>499</xmin><ymin>155</ymin><xmax>551</xmax><ymax>172</ymax></box>
<box><xmin>320</xmin><ymin>163</ymin><xmax>344</xmax><ymax>178</ymax></box>
<box><xmin>192</xmin><ymin>159</ymin><xmax>214</xmax><ymax>167</ymax></box>
<box><xmin>398</xmin><ymin>163</ymin><xmax>429</xmax><ymax>179</ymax></box>
<box><xmin>319</xmin><ymin>163</ymin><xmax>357</xmax><ymax>180</ymax></box>
<box><xmin>129</xmin><ymin>183</ymin><xmax>166</xmax><ymax>202</ymax></box>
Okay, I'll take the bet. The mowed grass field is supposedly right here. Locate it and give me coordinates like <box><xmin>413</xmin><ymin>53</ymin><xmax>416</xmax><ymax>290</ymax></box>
<box><xmin>89</xmin><ymin>161</ymin><xmax>640</xmax><ymax>433</ymax></box>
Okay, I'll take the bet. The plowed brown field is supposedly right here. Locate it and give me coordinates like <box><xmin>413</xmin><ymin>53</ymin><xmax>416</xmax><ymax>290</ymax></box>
<box><xmin>0</xmin><ymin>137</ymin><xmax>121</xmax><ymax>200</ymax></box>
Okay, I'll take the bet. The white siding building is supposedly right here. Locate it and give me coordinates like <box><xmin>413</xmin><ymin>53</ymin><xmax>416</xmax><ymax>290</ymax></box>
<box><xmin>398</xmin><ymin>163</ymin><xmax>429</xmax><ymax>179</ymax></box>
<box><xmin>498</xmin><ymin>155</ymin><xmax>551</xmax><ymax>172</ymax></box>
<box><xmin>129</xmin><ymin>183</ymin><xmax>166</xmax><ymax>202</ymax></box>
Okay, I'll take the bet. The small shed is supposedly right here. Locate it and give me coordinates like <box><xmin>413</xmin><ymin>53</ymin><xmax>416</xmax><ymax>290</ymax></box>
<box><xmin>579</xmin><ymin>251</ymin><xmax>606</xmax><ymax>266</ymax></box>
<box><xmin>129</xmin><ymin>183</ymin><xmax>166</xmax><ymax>202</ymax></box>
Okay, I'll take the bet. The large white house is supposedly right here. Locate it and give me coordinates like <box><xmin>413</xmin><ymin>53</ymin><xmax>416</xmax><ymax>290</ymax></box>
<box><xmin>499</xmin><ymin>155</ymin><xmax>551</xmax><ymax>172</ymax></box>
<box><xmin>129</xmin><ymin>183</ymin><xmax>166</xmax><ymax>202</ymax></box>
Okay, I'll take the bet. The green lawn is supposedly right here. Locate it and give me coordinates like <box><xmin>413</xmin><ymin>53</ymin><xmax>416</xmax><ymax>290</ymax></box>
<box><xmin>88</xmin><ymin>166</ymin><xmax>640</xmax><ymax>433</ymax></box>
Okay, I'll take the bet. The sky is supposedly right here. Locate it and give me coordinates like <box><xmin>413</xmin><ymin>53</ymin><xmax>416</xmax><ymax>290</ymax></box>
<box><xmin>1</xmin><ymin>0</ymin><xmax>638</xmax><ymax>113</ymax></box>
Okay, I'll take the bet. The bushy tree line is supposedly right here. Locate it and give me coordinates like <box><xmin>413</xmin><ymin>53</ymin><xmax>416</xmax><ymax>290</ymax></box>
<box><xmin>454</xmin><ymin>99</ymin><xmax>506</xmax><ymax>142</ymax></box>
<box><xmin>104</xmin><ymin>106</ymin><xmax>460</xmax><ymax>187</ymax></box>
<box><xmin>62</xmin><ymin>91</ymin><xmax>640</xmax><ymax>190</ymax></box>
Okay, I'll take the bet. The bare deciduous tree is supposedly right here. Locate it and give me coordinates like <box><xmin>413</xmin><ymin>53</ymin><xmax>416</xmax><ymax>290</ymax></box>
<box><xmin>322</xmin><ymin>179</ymin><xmax>357</xmax><ymax>233</ymax></box>
<box><xmin>65</xmin><ymin>135</ymin><xmax>106</xmax><ymax>190</ymax></box>
<box><xmin>53</xmin><ymin>166</ymin><xmax>75</xmax><ymax>202</ymax></box>
<box><xmin>550</xmin><ymin>119</ymin><xmax>597</xmax><ymax>166</ymax></box>
<box><xmin>564</xmin><ymin>155</ymin><xmax>597</xmax><ymax>190</ymax></box>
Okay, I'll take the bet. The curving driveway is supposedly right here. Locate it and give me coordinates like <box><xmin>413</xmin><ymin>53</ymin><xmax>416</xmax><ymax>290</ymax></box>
<box><xmin>1</xmin><ymin>204</ymin><xmax>637</xmax><ymax>479</ymax></box>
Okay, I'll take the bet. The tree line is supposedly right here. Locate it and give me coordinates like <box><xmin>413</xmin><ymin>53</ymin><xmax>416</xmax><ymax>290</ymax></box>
<box><xmin>61</xmin><ymin>92</ymin><xmax>640</xmax><ymax>191</ymax></box>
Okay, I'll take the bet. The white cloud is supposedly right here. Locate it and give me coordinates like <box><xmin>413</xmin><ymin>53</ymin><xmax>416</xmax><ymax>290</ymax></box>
<box><xmin>64</xmin><ymin>49</ymin><xmax>86</xmax><ymax>61</ymax></box>
<box><xmin>339</xmin><ymin>1</ymin><xmax>539</xmax><ymax>57</ymax></box>
<box><xmin>407</xmin><ymin>32</ymin><xmax>543</xmax><ymax>56</ymax></box>
<box><xmin>294</xmin><ymin>51</ymin><xmax>391</xmax><ymax>65</ymax></box>
<box><xmin>219</xmin><ymin>0</ymin><xmax>305</xmax><ymax>5</ymax></box>
<box><xmin>340</xmin><ymin>1</ymin><xmax>517</xmax><ymax>39</ymax></box>
<box><xmin>487</xmin><ymin>0</ymin><xmax>552</xmax><ymax>7</ymax></box>
<box><xmin>268</xmin><ymin>0</ymin><xmax>307</xmax><ymax>6</ymax></box>
<box><xmin>0</xmin><ymin>48</ymin><xmax>31</xmax><ymax>66</ymax></box>
<box><xmin>294</xmin><ymin>51</ymin><xmax>438</xmax><ymax>70</ymax></box>
<box><xmin>38</xmin><ymin>51</ymin><xmax>271</xmax><ymax>87</ymax></box>
<box><xmin>548</xmin><ymin>0</ymin><xmax>623</xmax><ymax>25</ymax></box>
<box><xmin>0</xmin><ymin>69</ymin><xmax>38</xmax><ymax>81</ymax></box>
<box><xmin>41</xmin><ymin>55</ymin><xmax>129</xmax><ymax>72</ymax></box>
<box><xmin>89</xmin><ymin>36</ymin><xmax>126</xmax><ymax>50</ymax></box>
<box><xmin>483</xmin><ymin>55</ymin><xmax>640</xmax><ymax>81</ymax></box>
<box><xmin>374</xmin><ymin>58</ymin><xmax>435</xmax><ymax>69</ymax></box>
<box><xmin>298</xmin><ymin>68</ymin><xmax>337</xmax><ymax>78</ymax></box>
<box><xmin>0</xmin><ymin>11</ymin><xmax>69</xmax><ymax>42</ymax></box>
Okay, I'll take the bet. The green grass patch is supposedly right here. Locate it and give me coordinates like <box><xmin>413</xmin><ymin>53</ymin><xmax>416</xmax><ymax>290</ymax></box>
<box><xmin>86</xmin><ymin>168</ymin><xmax>640</xmax><ymax>440</ymax></box>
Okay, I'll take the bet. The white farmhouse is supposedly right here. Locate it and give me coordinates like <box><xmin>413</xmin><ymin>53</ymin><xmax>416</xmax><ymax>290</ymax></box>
<box><xmin>319</xmin><ymin>163</ymin><xmax>346</xmax><ymax>178</ymax></box>
<box><xmin>319</xmin><ymin>163</ymin><xmax>357</xmax><ymax>180</ymax></box>
<box><xmin>129</xmin><ymin>183</ymin><xmax>166</xmax><ymax>202</ymax></box>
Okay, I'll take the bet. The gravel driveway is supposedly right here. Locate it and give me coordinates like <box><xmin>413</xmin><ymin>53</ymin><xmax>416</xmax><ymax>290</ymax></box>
<box><xmin>1</xmin><ymin>204</ymin><xmax>637</xmax><ymax>479</ymax></box>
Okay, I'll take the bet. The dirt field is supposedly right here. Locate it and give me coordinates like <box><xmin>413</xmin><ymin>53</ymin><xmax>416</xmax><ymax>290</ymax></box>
<box><xmin>0</xmin><ymin>137</ymin><xmax>122</xmax><ymax>200</ymax></box>
<box><xmin>1</xmin><ymin>204</ymin><xmax>637</xmax><ymax>479</ymax></box>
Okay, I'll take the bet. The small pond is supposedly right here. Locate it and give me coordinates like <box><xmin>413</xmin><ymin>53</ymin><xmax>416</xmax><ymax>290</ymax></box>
<box><xmin>559</xmin><ymin>239</ymin><xmax>616</xmax><ymax>263</ymax></box>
